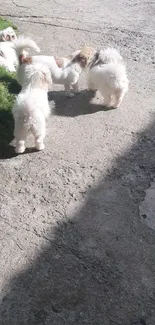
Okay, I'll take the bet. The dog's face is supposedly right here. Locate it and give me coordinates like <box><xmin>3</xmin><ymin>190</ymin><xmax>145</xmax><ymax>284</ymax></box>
<box><xmin>73</xmin><ymin>53</ymin><xmax>88</xmax><ymax>68</ymax></box>
<box><xmin>72</xmin><ymin>46</ymin><xmax>96</xmax><ymax>68</ymax></box>
<box><xmin>2</xmin><ymin>27</ymin><xmax>17</xmax><ymax>42</ymax></box>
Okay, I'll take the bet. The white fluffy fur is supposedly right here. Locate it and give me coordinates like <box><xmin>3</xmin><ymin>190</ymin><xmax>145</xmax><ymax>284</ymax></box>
<box><xmin>12</xmin><ymin>63</ymin><xmax>52</xmax><ymax>154</ymax></box>
<box><xmin>0</xmin><ymin>27</ymin><xmax>17</xmax><ymax>42</ymax></box>
<box><xmin>88</xmin><ymin>48</ymin><xmax>129</xmax><ymax>108</ymax></box>
<box><xmin>0</xmin><ymin>41</ymin><xmax>18</xmax><ymax>71</ymax></box>
<box><xmin>12</xmin><ymin>36</ymin><xmax>40</xmax><ymax>56</ymax></box>
<box><xmin>14</xmin><ymin>37</ymin><xmax>90</xmax><ymax>97</ymax></box>
<box><xmin>0</xmin><ymin>36</ymin><xmax>40</xmax><ymax>72</ymax></box>
<box><xmin>96</xmin><ymin>48</ymin><xmax>123</xmax><ymax>64</ymax></box>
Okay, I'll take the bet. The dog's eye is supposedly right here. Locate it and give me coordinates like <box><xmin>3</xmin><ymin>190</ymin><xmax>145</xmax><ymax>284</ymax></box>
<box><xmin>12</xmin><ymin>35</ymin><xmax>15</xmax><ymax>39</ymax></box>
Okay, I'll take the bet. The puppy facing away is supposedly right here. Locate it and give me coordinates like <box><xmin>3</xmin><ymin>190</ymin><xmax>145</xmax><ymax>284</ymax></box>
<box><xmin>12</xmin><ymin>60</ymin><xmax>52</xmax><ymax>154</ymax></box>
<box><xmin>88</xmin><ymin>48</ymin><xmax>129</xmax><ymax>108</ymax></box>
<box><xmin>0</xmin><ymin>35</ymin><xmax>40</xmax><ymax>72</ymax></box>
<box><xmin>0</xmin><ymin>27</ymin><xmax>17</xmax><ymax>42</ymax></box>
<box><xmin>13</xmin><ymin>37</ymin><xmax>95</xmax><ymax>97</ymax></box>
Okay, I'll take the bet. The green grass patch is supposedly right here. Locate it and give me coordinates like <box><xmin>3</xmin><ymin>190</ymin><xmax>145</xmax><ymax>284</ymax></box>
<box><xmin>0</xmin><ymin>16</ymin><xmax>17</xmax><ymax>30</ymax></box>
<box><xmin>0</xmin><ymin>18</ymin><xmax>20</xmax><ymax>152</ymax></box>
<box><xmin>0</xmin><ymin>67</ymin><xmax>21</xmax><ymax>148</ymax></box>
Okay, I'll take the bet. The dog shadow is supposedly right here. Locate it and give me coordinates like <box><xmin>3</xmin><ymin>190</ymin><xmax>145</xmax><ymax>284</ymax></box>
<box><xmin>0</xmin><ymin>144</ymin><xmax>44</xmax><ymax>159</ymax></box>
<box><xmin>0</xmin><ymin>109</ymin><xmax>14</xmax><ymax>158</ymax></box>
<box><xmin>0</xmin><ymin>143</ymin><xmax>16</xmax><ymax>159</ymax></box>
<box><xmin>48</xmin><ymin>90</ymin><xmax>115</xmax><ymax>117</ymax></box>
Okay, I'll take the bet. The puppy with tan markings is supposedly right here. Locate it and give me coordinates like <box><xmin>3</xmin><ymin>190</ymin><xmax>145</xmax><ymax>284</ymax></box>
<box><xmin>13</xmin><ymin>37</ymin><xmax>95</xmax><ymax>97</ymax></box>
<box><xmin>32</xmin><ymin>46</ymin><xmax>93</xmax><ymax>97</ymax></box>
<box><xmin>88</xmin><ymin>48</ymin><xmax>129</xmax><ymax>108</ymax></box>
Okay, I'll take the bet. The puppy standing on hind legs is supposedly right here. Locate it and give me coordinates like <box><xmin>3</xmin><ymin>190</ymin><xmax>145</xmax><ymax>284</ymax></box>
<box><xmin>12</xmin><ymin>59</ymin><xmax>52</xmax><ymax>154</ymax></box>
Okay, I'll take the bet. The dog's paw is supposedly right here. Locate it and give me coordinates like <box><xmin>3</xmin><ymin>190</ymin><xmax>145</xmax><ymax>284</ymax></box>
<box><xmin>35</xmin><ymin>142</ymin><xmax>45</xmax><ymax>151</ymax></box>
<box><xmin>15</xmin><ymin>144</ymin><xmax>25</xmax><ymax>154</ymax></box>
<box><xmin>113</xmin><ymin>103</ymin><xmax>121</xmax><ymax>109</ymax></box>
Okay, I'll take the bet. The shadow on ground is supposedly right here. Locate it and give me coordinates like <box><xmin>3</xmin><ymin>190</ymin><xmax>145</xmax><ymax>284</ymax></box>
<box><xmin>1</xmin><ymin>121</ymin><xmax>155</xmax><ymax>325</ymax></box>
<box><xmin>0</xmin><ymin>88</ymin><xmax>111</xmax><ymax>159</ymax></box>
<box><xmin>48</xmin><ymin>90</ymin><xmax>115</xmax><ymax>117</ymax></box>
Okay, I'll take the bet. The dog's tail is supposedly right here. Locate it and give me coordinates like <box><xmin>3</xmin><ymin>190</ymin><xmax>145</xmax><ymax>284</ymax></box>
<box><xmin>12</xmin><ymin>36</ymin><xmax>40</xmax><ymax>56</ymax></box>
<box><xmin>25</xmin><ymin>63</ymin><xmax>52</xmax><ymax>87</ymax></box>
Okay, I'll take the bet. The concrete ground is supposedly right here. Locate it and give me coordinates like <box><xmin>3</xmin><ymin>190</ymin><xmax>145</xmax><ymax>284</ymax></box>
<box><xmin>0</xmin><ymin>1</ymin><xmax>155</xmax><ymax>324</ymax></box>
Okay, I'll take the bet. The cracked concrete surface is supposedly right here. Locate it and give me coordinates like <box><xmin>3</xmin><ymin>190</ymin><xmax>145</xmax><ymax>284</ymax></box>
<box><xmin>0</xmin><ymin>1</ymin><xmax>155</xmax><ymax>324</ymax></box>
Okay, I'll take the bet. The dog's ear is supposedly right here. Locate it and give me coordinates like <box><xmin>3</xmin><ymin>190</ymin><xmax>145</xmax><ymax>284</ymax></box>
<box><xmin>0</xmin><ymin>50</ymin><xmax>5</xmax><ymax>58</ymax></box>
<box><xmin>1</xmin><ymin>33</ymin><xmax>6</xmax><ymax>41</ymax></box>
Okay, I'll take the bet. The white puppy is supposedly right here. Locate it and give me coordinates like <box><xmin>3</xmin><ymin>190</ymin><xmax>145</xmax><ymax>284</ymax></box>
<box><xmin>87</xmin><ymin>48</ymin><xmax>129</xmax><ymax>108</ymax></box>
<box><xmin>13</xmin><ymin>37</ymin><xmax>95</xmax><ymax>97</ymax></box>
<box><xmin>0</xmin><ymin>27</ymin><xmax>17</xmax><ymax>42</ymax></box>
<box><xmin>12</xmin><ymin>60</ymin><xmax>52</xmax><ymax>154</ymax></box>
<box><xmin>0</xmin><ymin>36</ymin><xmax>40</xmax><ymax>72</ymax></box>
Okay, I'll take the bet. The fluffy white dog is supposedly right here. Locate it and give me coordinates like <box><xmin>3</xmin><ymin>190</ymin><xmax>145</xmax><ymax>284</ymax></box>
<box><xmin>13</xmin><ymin>37</ymin><xmax>95</xmax><ymax>97</ymax></box>
<box><xmin>0</xmin><ymin>27</ymin><xmax>17</xmax><ymax>41</ymax></box>
<box><xmin>0</xmin><ymin>36</ymin><xmax>40</xmax><ymax>72</ymax></box>
<box><xmin>87</xmin><ymin>48</ymin><xmax>129</xmax><ymax>108</ymax></box>
<box><xmin>12</xmin><ymin>61</ymin><xmax>52</xmax><ymax>154</ymax></box>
